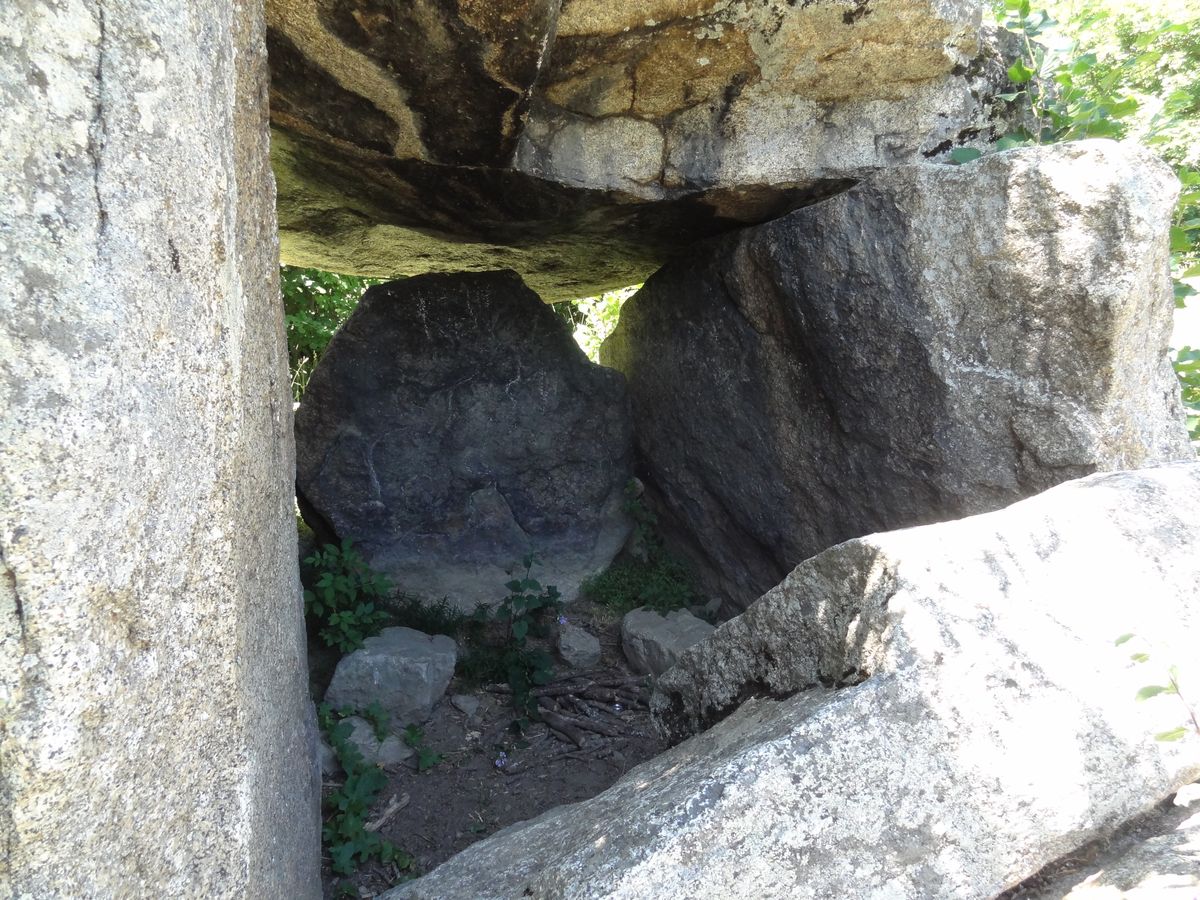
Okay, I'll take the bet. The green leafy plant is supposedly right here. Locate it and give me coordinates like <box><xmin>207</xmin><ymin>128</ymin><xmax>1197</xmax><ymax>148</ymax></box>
<box><xmin>360</xmin><ymin>701</ymin><xmax>389</xmax><ymax>742</ymax></box>
<box><xmin>582</xmin><ymin>481</ymin><xmax>695</xmax><ymax>616</ymax></box>
<box><xmin>389</xmin><ymin>593</ymin><xmax>470</xmax><ymax>639</ymax></box>
<box><xmin>317</xmin><ymin>702</ymin><xmax>414</xmax><ymax>877</ymax></box>
<box><xmin>401</xmin><ymin>724</ymin><xmax>444</xmax><ymax>772</ymax></box>
<box><xmin>1174</xmin><ymin>346</ymin><xmax>1200</xmax><ymax>443</ymax></box>
<box><xmin>553</xmin><ymin>285</ymin><xmax>639</xmax><ymax>362</ymax></box>
<box><xmin>303</xmin><ymin>540</ymin><xmax>391</xmax><ymax>654</ymax></box>
<box><xmin>992</xmin><ymin>1</ymin><xmax>1144</xmax><ymax>147</ymax></box>
<box><xmin>462</xmin><ymin>554</ymin><xmax>562</xmax><ymax>722</ymax></box>
<box><xmin>281</xmin><ymin>265</ymin><xmax>382</xmax><ymax>401</ymax></box>
<box><xmin>1115</xmin><ymin>634</ymin><xmax>1199</xmax><ymax>742</ymax></box>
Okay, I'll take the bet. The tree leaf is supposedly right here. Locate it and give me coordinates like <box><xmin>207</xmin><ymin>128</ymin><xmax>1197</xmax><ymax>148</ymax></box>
<box><xmin>1155</xmin><ymin>727</ymin><xmax>1188</xmax><ymax>742</ymax></box>
<box><xmin>1135</xmin><ymin>685</ymin><xmax>1176</xmax><ymax>701</ymax></box>
<box><xmin>949</xmin><ymin>147</ymin><xmax>983</xmax><ymax>164</ymax></box>
<box><xmin>1008</xmin><ymin>59</ymin><xmax>1036</xmax><ymax>84</ymax></box>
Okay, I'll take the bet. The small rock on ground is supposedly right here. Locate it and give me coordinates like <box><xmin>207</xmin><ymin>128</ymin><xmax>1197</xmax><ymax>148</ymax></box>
<box><xmin>344</xmin><ymin>717</ymin><xmax>414</xmax><ymax>768</ymax></box>
<box><xmin>325</xmin><ymin>627</ymin><xmax>457</xmax><ymax>725</ymax></box>
<box><xmin>621</xmin><ymin>608</ymin><xmax>715</xmax><ymax>676</ymax></box>
<box><xmin>556</xmin><ymin>623</ymin><xmax>602</xmax><ymax>669</ymax></box>
<box><xmin>450</xmin><ymin>694</ymin><xmax>480</xmax><ymax>720</ymax></box>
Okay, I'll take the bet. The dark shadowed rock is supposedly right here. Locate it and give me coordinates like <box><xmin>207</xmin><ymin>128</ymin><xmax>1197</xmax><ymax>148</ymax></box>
<box><xmin>602</xmin><ymin>140</ymin><xmax>1192</xmax><ymax>614</ymax></box>
<box><xmin>267</xmin><ymin>0</ymin><xmax>1020</xmax><ymax>298</ymax></box>
<box><xmin>295</xmin><ymin>272</ymin><xmax>632</xmax><ymax>609</ymax></box>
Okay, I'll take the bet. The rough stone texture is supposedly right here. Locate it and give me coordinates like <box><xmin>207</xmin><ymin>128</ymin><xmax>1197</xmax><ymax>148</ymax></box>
<box><xmin>319</xmin><ymin>736</ymin><xmax>341</xmax><ymax>777</ymax></box>
<box><xmin>621</xmin><ymin>608</ymin><xmax>715</xmax><ymax>677</ymax></box>
<box><xmin>1016</xmin><ymin>787</ymin><xmax>1200</xmax><ymax>899</ymax></box>
<box><xmin>345</xmin><ymin>717</ymin><xmax>414</xmax><ymax>768</ymax></box>
<box><xmin>0</xmin><ymin>1</ymin><xmax>320</xmax><ymax>895</ymax></box>
<box><xmin>295</xmin><ymin>271</ymin><xmax>632</xmax><ymax>609</ymax></box>
<box><xmin>602</xmin><ymin>140</ymin><xmax>1192</xmax><ymax>614</ymax></box>
<box><xmin>556</xmin><ymin>623</ymin><xmax>602</xmax><ymax>670</ymax></box>
<box><xmin>384</xmin><ymin>465</ymin><xmax>1200</xmax><ymax>900</ymax></box>
<box><xmin>325</xmin><ymin>628</ymin><xmax>457</xmax><ymax>726</ymax></box>
<box><xmin>1056</xmin><ymin>817</ymin><xmax>1199</xmax><ymax>898</ymax></box>
<box><xmin>267</xmin><ymin>0</ymin><xmax>1020</xmax><ymax>298</ymax></box>
<box><xmin>450</xmin><ymin>694</ymin><xmax>481</xmax><ymax>721</ymax></box>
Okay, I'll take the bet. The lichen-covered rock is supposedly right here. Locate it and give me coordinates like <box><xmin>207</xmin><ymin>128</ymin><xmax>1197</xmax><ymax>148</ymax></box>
<box><xmin>267</xmin><ymin>0</ymin><xmax>1019</xmax><ymax>298</ymax></box>
<box><xmin>0</xmin><ymin>1</ymin><xmax>318</xmax><ymax>894</ymax></box>
<box><xmin>325</xmin><ymin>628</ymin><xmax>457</xmax><ymax>726</ymax></box>
<box><xmin>602</xmin><ymin>140</ymin><xmax>1192</xmax><ymax>614</ymax></box>
<box><xmin>383</xmin><ymin>464</ymin><xmax>1200</xmax><ymax>900</ymax></box>
<box><xmin>295</xmin><ymin>271</ymin><xmax>632</xmax><ymax>609</ymax></box>
<box><xmin>621</xmin><ymin>608</ymin><xmax>715</xmax><ymax>676</ymax></box>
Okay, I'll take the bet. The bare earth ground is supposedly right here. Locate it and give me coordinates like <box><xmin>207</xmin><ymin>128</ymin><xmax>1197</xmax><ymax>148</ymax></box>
<box><xmin>316</xmin><ymin>602</ymin><xmax>667</xmax><ymax>898</ymax></box>
<box><xmin>312</xmin><ymin>599</ymin><xmax>1199</xmax><ymax>898</ymax></box>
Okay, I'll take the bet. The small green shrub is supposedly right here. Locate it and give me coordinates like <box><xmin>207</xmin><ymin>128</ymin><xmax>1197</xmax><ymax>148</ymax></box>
<box><xmin>582</xmin><ymin>482</ymin><xmax>695</xmax><ymax>616</ymax></box>
<box><xmin>582</xmin><ymin>557</ymin><xmax>693</xmax><ymax>616</ymax></box>
<box><xmin>461</xmin><ymin>554</ymin><xmax>562</xmax><ymax>722</ymax></box>
<box><xmin>281</xmin><ymin>266</ymin><xmax>382</xmax><ymax>401</ymax></box>
<box><xmin>401</xmin><ymin>724</ymin><xmax>443</xmax><ymax>772</ymax></box>
<box><xmin>304</xmin><ymin>540</ymin><xmax>391</xmax><ymax>654</ymax></box>
<box><xmin>358</xmin><ymin>700</ymin><xmax>389</xmax><ymax>742</ymax></box>
<box><xmin>1115</xmin><ymin>634</ymin><xmax>1200</xmax><ymax>742</ymax></box>
<box><xmin>1175</xmin><ymin>346</ymin><xmax>1200</xmax><ymax>443</ymax></box>
<box><xmin>317</xmin><ymin>703</ymin><xmax>414</xmax><ymax>877</ymax></box>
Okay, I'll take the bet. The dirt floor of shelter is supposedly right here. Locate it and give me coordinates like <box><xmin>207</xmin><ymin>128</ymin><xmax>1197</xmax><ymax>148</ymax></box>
<box><xmin>318</xmin><ymin>603</ymin><xmax>667</xmax><ymax>898</ymax></box>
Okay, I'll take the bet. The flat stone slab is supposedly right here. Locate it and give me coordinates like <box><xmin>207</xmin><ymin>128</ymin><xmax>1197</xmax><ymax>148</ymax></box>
<box><xmin>268</xmin><ymin>0</ymin><xmax>1016</xmax><ymax>298</ymax></box>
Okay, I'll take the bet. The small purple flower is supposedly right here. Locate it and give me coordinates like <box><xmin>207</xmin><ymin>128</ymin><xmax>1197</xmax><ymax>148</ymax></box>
<box><xmin>494</xmin><ymin>751</ymin><xmax>508</xmax><ymax>769</ymax></box>
<box><xmin>557</xmin><ymin>614</ymin><xmax>568</xmax><ymax>626</ymax></box>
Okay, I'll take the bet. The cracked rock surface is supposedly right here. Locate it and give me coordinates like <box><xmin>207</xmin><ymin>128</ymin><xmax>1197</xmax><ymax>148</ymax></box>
<box><xmin>295</xmin><ymin>271</ymin><xmax>632</xmax><ymax>609</ymax></box>
<box><xmin>602</xmin><ymin>140</ymin><xmax>1193</xmax><ymax>614</ymax></box>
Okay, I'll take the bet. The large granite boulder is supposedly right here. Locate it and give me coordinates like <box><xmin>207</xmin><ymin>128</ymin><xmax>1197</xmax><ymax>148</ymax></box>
<box><xmin>384</xmin><ymin>464</ymin><xmax>1200</xmax><ymax>899</ymax></box>
<box><xmin>0</xmin><ymin>1</ymin><xmax>318</xmax><ymax>894</ymax></box>
<box><xmin>295</xmin><ymin>271</ymin><xmax>632</xmax><ymax>609</ymax></box>
<box><xmin>267</xmin><ymin>0</ymin><xmax>1019</xmax><ymax>298</ymax></box>
<box><xmin>602</xmin><ymin>140</ymin><xmax>1192</xmax><ymax>614</ymax></box>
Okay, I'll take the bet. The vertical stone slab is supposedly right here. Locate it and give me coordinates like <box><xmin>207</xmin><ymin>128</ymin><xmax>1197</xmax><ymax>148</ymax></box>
<box><xmin>0</xmin><ymin>1</ymin><xmax>319</xmax><ymax>896</ymax></box>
